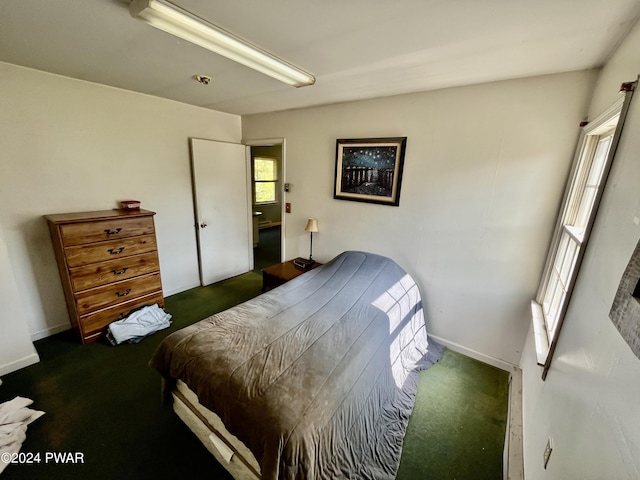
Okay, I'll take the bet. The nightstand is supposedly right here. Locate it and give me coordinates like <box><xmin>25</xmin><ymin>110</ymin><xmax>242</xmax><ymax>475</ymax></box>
<box><xmin>261</xmin><ymin>259</ymin><xmax>322</xmax><ymax>292</ymax></box>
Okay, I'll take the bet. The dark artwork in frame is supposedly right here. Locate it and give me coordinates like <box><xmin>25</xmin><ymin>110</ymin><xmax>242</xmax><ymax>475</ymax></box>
<box><xmin>334</xmin><ymin>137</ymin><xmax>407</xmax><ymax>206</ymax></box>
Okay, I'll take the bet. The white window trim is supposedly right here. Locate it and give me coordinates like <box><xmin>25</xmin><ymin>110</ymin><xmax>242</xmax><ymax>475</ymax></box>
<box><xmin>252</xmin><ymin>156</ymin><xmax>279</xmax><ymax>206</ymax></box>
<box><xmin>532</xmin><ymin>83</ymin><xmax>636</xmax><ymax>380</ymax></box>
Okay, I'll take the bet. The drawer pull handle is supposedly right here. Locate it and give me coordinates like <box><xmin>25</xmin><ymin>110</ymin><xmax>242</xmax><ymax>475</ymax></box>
<box><xmin>104</xmin><ymin>228</ymin><xmax>122</xmax><ymax>235</ymax></box>
<box><xmin>116</xmin><ymin>289</ymin><xmax>131</xmax><ymax>297</ymax></box>
<box><xmin>112</xmin><ymin>267</ymin><xmax>128</xmax><ymax>275</ymax></box>
<box><xmin>108</xmin><ymin>247</ymin><xmax>125</xmax><ymax>255</ymax></box>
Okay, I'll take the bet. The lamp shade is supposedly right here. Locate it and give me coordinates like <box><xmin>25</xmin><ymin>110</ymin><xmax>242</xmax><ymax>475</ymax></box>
<box><xmin>305</xmin><ymin>218</ymin><xmax>318</xmax><ymax>233</ymax></box>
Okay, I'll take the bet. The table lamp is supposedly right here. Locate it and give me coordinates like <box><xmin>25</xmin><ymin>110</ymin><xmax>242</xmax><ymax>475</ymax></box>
<box><xmin>305</xmin><ymin>218</ymin><xmax>318</xmax><ymax>262</ymax></box>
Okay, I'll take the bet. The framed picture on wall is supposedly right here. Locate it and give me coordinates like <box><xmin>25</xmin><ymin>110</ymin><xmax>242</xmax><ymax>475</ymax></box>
<box><xmin>333</xmin><ymin>137</ymin><xmax>407</xmax><ymax>206</ymax></box>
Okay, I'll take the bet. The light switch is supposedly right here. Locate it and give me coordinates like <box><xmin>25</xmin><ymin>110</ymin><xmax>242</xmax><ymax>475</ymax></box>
<box><xmin>285</xmin><ymin>203</ymin><xmax>291</xmax><ymax>213</ymax></box>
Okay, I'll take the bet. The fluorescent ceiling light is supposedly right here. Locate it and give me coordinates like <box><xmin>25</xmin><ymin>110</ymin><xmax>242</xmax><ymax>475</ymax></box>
<box><xmin>129</xmin><ymin>0</ymin><xmax>315</xmax><ymax>87</ymax></box>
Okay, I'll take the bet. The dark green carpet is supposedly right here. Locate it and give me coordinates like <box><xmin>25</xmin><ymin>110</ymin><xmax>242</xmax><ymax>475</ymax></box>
<box><xmin>1</xmin><ymin>272</ymin><xmax>509</xmax><ymax>479</ymax></box>
<box><xmin>253</xmin><ymin>226</ymin><xmax>281</xmax><ymax>272</ymax></box>
<box><xmin>0</xmin><ymin>272</ymin><xmax>263</xmax><ymax>480</ymax></box>
<box><xmin>397</xmin><ymin>350</ymin><xmax>510</xmax><ymax>480</ymax></box>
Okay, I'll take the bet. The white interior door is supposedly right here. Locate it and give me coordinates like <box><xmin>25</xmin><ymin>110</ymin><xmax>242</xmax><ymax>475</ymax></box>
<box><xmin>191</xmin><ymin>138</ymin><xmax>252</xmax><ymax>286</ymax></box>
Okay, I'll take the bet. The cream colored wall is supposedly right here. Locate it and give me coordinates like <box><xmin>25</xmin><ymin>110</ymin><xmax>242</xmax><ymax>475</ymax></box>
<box><xmin>242</xmin><ymin>70</ymin><xmax>596</xmax><ymax>367</ymax></box>
<box><xmin>587</xmin><ymin>20</ymin><xmax>640</xmax><ymax>121</ymax></box>
<box><xmin>520</xmin><ymin>20</ymin><xmax>640</xmax><ymax>480</ymax></box>
<box><xmin>0</xmin><ymin>62</ymin><xmax>242</xmax><ymax>355</ymax></box>
<box><xmin>0</xmin><ymin>228</ymin><xmax>39</xmax><ymax>376</ymax></box>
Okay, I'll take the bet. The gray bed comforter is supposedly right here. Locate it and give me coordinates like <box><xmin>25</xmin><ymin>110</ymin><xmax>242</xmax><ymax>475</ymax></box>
<box><xmin>150</xmin><ymin>250</ymin><xmax>443</xmax><ymax>479</ymax></box>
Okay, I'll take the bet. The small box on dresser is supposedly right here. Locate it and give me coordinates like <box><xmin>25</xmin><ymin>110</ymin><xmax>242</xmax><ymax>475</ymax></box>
<box><xmin>45</xmin><ymin>209</ymin><xmax>165</xmax><ymax>344</ymax></box>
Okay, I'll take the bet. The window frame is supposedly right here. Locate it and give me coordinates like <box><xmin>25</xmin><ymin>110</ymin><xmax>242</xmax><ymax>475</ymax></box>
<box><xmin>532</xmin><ymin>84</ymin><xmax>635</xmax><ymax>380</ymax></box>
<box><xmin>252</xmin><ymin>156</ymin><xmax>279</xmax><ymax>206</ymax></box>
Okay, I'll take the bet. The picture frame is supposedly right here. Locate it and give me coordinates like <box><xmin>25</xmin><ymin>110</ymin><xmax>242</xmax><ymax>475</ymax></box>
<box><xmin>333</xmin><ymin>137</ymin><xmax>407</xmax><ymax>206</ymax></box>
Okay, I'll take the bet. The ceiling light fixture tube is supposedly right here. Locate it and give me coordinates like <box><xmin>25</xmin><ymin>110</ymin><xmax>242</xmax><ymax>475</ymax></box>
<box><xmin>129</xmin><ymin>0</ymin><xmax>315</xmax><ymax>87</ymax></box>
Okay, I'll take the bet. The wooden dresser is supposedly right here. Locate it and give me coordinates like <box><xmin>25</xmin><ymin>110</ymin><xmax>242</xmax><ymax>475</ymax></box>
<box><xmin>45</xmin><ymin>209</ymin><xmax>164</xmax><ymax>343</ymax></box>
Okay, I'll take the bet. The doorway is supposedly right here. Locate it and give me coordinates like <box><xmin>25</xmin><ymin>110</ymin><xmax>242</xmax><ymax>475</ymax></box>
<box><xmin>248</xmin><ymin>141</ymin><xmax>284</xmax><ymax>272</ymax></box>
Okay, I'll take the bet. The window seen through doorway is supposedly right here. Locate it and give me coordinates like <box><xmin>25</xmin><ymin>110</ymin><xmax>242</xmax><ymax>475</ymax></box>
<box><xmin>253</xmin><ymin>157</ymin><xmax>278</xmax><ymax>204</ymax></box>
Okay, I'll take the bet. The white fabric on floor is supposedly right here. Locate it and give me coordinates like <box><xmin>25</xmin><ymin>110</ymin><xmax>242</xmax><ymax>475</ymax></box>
<box><xmin>107</xmin><ymin>304</ymin><xmax>172</xmax><ymax>345</ymax></box>
<box><xmin>0</xmin><ymin>397</ymin><xmax>44</xmax><ymax>474</ymax></box>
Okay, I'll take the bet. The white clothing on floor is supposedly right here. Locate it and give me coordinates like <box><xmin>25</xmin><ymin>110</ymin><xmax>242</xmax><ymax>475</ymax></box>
<box><xmin>107</xmin><ymin>304</ymin><xmax>172</xmax><ymax>345</ymax></box>
<box><xmin>0</xmin><ymin>397</ymin><xmax>44</xmax><ymax>474</ymax></box>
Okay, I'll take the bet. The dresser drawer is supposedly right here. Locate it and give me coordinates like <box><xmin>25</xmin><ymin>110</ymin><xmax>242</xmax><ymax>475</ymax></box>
<box><xmin>75</xmin><ymin>272</ymin><xmax>162</xmax><ymax>315</ymax></box>
<box><xmin>79</xmin><ymin>291</ymin><xmax>165</xmax><ymax>341</ymax></box>
<box><xmin>60</xmin><ymin>216</ymin><xmax>155</xmax><ymax>246</ymax></box>
<box><xmin>46</xmin><ymin>209</ymin><xmax>165</xmax><ymax>343</ymax></box>
<box><xmin>69</xmin><ymin>252</ymin><xmax>160</xmax><ymax>291</ymax></box>
<box><xmin>65</xmin><ymin>235</ymin><xmax>157</xmax><ymax>267</ymax></box>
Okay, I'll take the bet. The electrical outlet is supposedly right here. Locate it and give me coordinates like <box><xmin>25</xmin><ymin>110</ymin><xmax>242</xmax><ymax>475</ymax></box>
<box><xmin>543</xmin><ymin>437</ymin><xmax>553</xmax><ymax>469</ymax></box>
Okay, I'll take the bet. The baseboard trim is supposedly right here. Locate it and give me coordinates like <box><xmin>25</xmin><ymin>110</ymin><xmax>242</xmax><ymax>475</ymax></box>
<box><xmin>30</xmin><ymin>323</ymin><xmax>70</xmax><ymax>341</ymax></box>
<box><xmin>428</xmin><ymin>335</ymin><xmax>516</xmax><ymax>372</ymax></box>
<box><xmin>506</xmin><ymin>367</ymin><xmax>525</xmax><ymax>480</ymax></box>
<box><xmin>0</xmin><ymin>353</ymin><xmax>40</xmax><ymax>376</ymax></box>
<box><xmin>164</xmin><ymin>282</ymin><xmax>201</xmax><ymax>297</ymax></box>
<box><xmin>258</xmin><ymin>221</ymin><xmax>282</xmax><ymax>229</ymax></box>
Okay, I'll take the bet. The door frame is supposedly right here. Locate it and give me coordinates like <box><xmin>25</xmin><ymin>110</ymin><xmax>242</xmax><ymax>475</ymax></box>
<box><xmin>243</xmin><ymin>137</ymin><xmax>286</xmax><ymax>263</ymax></box>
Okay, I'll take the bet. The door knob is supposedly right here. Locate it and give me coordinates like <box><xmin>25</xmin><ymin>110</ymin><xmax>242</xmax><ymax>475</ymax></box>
<box><xmin>200</xmin><ymin>222</ymin><xmax>208</xmax><ymax>228</ymax></box>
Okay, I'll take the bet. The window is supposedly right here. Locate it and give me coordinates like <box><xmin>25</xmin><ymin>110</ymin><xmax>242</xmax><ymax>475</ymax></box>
<box><xmin>541</xmin><ymin>125</ymin><xmax>615</xmax><ymax>340</ymax></box>
<box><xmin>253</xmin><ymin>156</ymin><xmax>278</xmax><ymax>204</ymax></box>
<box><xmin>532</xmin><ymin>83</ymin><xmax>635</xmax><ymax>379</ymax></box>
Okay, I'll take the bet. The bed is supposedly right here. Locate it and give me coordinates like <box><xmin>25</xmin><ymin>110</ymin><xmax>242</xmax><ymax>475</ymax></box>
<box><xmin>150</xmin><ymin>250</ymin><xmax>443</xmax><ymax>479</ymax></box>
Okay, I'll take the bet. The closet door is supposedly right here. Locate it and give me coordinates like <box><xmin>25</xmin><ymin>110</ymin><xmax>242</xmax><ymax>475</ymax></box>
<box><xmin>190</xmin><ymin>138</ymin><xmax>252</xmax><ymax>286</ymax></box>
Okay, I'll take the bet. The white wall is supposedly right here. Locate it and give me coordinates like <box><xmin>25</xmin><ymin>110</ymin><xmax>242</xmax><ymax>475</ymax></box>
<box><xmin>0</xmin><ymin>62</ymin><xmax>241</xmax><ymax>358</ymax></box>
<box><xmin>242</xmin><ymin>71</ymin><xmax>596</xmax><ymax>367</ymax></box>
<box><xmin>520</xmin><ymin>21</ymin><xmax>640</xmax><ymax>480</ymax></box>
<box><xmin>0</xmin><ymin>227</ymin><xmax>39</xmax><ymax>376</ymax></box>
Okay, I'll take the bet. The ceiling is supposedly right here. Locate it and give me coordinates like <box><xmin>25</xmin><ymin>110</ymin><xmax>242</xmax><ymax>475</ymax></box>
<box><xmin>1</xmin><ymin>0</ymin><xmax>639</xmax><ymax>116</ymax></box>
